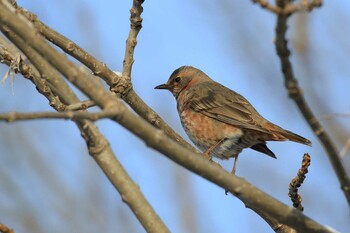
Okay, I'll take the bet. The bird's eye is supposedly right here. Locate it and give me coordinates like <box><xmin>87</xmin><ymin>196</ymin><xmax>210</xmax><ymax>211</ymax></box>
<box><xmin>174</xmin><ymin>77</ymin><xmax>181</xmax><ymax>83</ymax></box>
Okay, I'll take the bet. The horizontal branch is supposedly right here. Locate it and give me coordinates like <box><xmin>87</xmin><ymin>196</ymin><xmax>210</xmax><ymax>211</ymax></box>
<box><xmin>252</xmin><ymin>0</ymin><xmax>281</xmax><ymax>14</ymax></box>
<box><xmin>64</xmin><ymin>99</ymin><xmax>96</xmax><ymax>111</ymax></box>
<box><xmin>252</xmin><ymin>0</ymin><xmax>322</xmax><ymax>15</ymax></box>
<box><xmin>0</xmin><ymin>110</ymin><xmax>115</xmax><ymax>122</ymax></box>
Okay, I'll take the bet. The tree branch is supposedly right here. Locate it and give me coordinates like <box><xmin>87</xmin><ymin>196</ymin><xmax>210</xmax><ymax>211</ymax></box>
<box><xmin>274</xmin><ymin>0</ymin><xmax>350</xmax><ymax>207</ymax></box>
<box><xmin>0</xmin><ymin>110</ymin><xmax>116</xmax><ymax>122</ymax></box>
<box><xmin>252</xmin><ymin>0</ymin><xmax>322</xmax><ymax>14</ymax></box>
<box><xmin>288</xmin><ymin>153</ymin><xmax>311</xmax><ymax>212</ymax></box>
<box><xmin>0</xmin><ymin>223</ymin><xmax>15</xmax><ymax>233</ymax></box>
<box><xmin>119</xmin><ymin>0</ymin><xmax>144</xmax><ymax>91</ymax></box>
<box><xmin>284</xmin><ymin>0</ymin><xmax>322</xmax><ymax>14</ymax></box>
<box><xmin>64</xmin><ymin>99</ymin><xmax>96</xmax><ymax>111</ymax></box>
<box><xmin>252</xmin><ymin>0</ymin><xmax>281</xmax><ymax>14</ymax></box>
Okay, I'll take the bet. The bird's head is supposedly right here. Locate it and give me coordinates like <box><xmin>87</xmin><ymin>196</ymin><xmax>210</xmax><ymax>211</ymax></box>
<box><xmin>155</xmin><ymin>66</ymin><xmax>211</xmax><ymax>98</ymax></box>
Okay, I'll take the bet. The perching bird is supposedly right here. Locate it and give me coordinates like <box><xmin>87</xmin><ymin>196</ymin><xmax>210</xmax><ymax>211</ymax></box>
<box><xmin>155</xmin><ymin>66</ymin><xmax>311</xmax><ymax>174</ymax></box>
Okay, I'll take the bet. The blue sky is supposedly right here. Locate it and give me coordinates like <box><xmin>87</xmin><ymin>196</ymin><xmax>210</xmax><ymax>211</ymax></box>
<box><xmin>1</xmin><ymin>1</ymin><xmax>350</xmax><ymax>232</ymax></box>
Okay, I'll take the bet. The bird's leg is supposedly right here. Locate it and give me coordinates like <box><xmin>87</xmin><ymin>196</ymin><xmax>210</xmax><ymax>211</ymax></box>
<box><xmin>202</xmin><ymin>138</ymin><xmax>227</xmax><ymax>160</ymax></box>
<box><xmin>231</xmin><ymin>154</ymin><xmax>239</xmax><ymax>175</ymax></box>
<box><xmin>225</xmin><ymin>154</ymin><xmax>239</xmax><ymax>195</ymax></box>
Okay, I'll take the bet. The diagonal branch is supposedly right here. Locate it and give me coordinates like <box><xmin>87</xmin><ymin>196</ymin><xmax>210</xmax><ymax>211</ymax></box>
<box><xmin>0</xmin><ymin>223</ymin><xmax>15</xmax><ymax>233</ymax></box>
<box><xmin>274</xmin><ymin>0</ymin><xmax>350</xmax><ymax>207</ymax></box>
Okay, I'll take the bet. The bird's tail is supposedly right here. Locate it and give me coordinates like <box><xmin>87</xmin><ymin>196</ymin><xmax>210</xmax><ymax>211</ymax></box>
<box><xmin>278</xmin><ymin>129</ymin><xmax>312</xmax><ymax>146</ymax></box>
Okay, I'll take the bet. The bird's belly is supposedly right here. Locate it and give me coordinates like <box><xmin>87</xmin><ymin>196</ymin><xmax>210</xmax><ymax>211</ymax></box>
<box><xmin>180</xmin><ymin>109</ymin><xmax>244</xmax><ymax>159</ymax></box>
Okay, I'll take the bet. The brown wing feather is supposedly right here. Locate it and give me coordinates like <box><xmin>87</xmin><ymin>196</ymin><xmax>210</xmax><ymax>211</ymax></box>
<box><xmin>188</xmin><ymin>82</ymin><xmax>271</xmax><ymax>134</ymax></box>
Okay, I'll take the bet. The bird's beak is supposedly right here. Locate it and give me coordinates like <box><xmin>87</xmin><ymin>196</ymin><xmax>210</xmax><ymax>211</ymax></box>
<box><xmin>154</xmin><ymin>83</ymin><xmax>170</xmax><ymax>90</ymax></box>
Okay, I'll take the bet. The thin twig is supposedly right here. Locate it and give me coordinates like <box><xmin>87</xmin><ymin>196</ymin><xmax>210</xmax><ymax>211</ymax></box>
<box><xmin>288</xmin><ymin>153</ymin><xmax>311</xmax><ymax>212</ymax></box>
<box><xmin>320</xmin><ymin>113</ymin><xmax>350</xmax><ymax>120</ymax></box>
<box><xmin>284</xmin><ymin>0</ymin><xmax>322</xmax><ymax>14</ymax></box>
<box><xmin>0</xmin><ymin>223</ymin><xmax>15</xmax><ymax>233</ymax></box>
<box><xmin>64</xmin><ymin>99</ymin><xmax>96</xmax><ymax>111</ymax></box>
<box><xmin>274</xmin><ymin>0</ymin><xmax>350</xmax><ymax>207</ymax></box>
<box><xmin>340</xmin><ymin>137</ymin><xmax>350</xmax><ymax>159</ymax></box>
<box><xmin>120</xmin><ymin>0</ymin><xmax>144</xmax><ymax>84</ymax></box>
<box><xmin>252</xmin><ymin>0</ymin><xmax>282</xmax><ymax>14</ymax></box>
<box><xmin>252</xmin><ymin>0</ymin><xmax>322</xmax><ymax>15</ymax></box>
<box><xmin>0</xmin><ymin>110</ymin><xmax>116</xmax><ymax>122</ymax></box>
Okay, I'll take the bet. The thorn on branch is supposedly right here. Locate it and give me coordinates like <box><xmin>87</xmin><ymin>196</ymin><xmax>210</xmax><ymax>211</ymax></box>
<box><xmin>288</xmin><ymin>153</ymin><xmax>311</xmax><ymax>212</ymax></box>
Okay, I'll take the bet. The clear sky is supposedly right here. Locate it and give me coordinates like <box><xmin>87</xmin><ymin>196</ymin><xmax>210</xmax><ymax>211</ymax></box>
<box><xmin>1</xmin><ymin>1</ymin><xmax>350</xmax><ymax>233</ymax></box>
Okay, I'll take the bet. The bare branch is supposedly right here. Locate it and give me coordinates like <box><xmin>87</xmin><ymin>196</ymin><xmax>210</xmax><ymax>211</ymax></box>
<box><xmin>284</xmin><ymin>0</ymin><xmax>322</xmax><ymax>14</ymax></box>
<box><xmin>321</xmin><ymin>113</ymin><xmax>350</xmax><ymax>120</ymax></box>
<box><xmin>274</xmin><ymin>0</ymin><xmax>350</xmax><ymax>206</ymax></box>
<box><xmin>289</xmin><ymin>153</ymin><xmax>311</xmax><ymax>212</ymax></box>
<box><xmin>0</xmin><ymin>223</ymin><xmax>15</xmax><ymax>233</ymax></box>
<box><xmin>252</xmin><ymin>0</ymin><xmax>322</xmax><ymax>15</ymax></box>
<box><xmin>340</xmin><ymin>138</ymin><xmax>350</xmax><ymax>159</ymax></box>
<box><xmin>252</xmin><ymin>0</ymin><xmax>282</xmax><ymax>14</ymax></box>
<box><xmin>121</xmin><ymin>0</ymin><xmax>144</xmax><ymax>84</ymax></box>
<box><xmin>0</xmin><ymin>110</ymin><xmax>116</xmax><ymax>122</ymax></box>
<box><xmin>64</xmin><ymin>99</ymin><xmax>96</xmax><ymax>111</ymax></box>
<box><xmin>252</xmin><ymin>210</ymin><xmax>297</xmax><ymax>233</ymax></box>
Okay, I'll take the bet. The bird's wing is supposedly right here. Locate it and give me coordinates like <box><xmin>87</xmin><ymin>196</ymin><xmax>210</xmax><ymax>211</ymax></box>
<box><xmin>188</xmin><ymin>82</ymin><xmax>271</xmax><ymax>134</ymax></box>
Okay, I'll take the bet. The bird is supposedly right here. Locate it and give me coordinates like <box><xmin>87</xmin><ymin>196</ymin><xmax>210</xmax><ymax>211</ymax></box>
<box><xmin>155</xmin><ymin>66</ymin><xmax>311</xmax><ymax>175</ymax></box>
